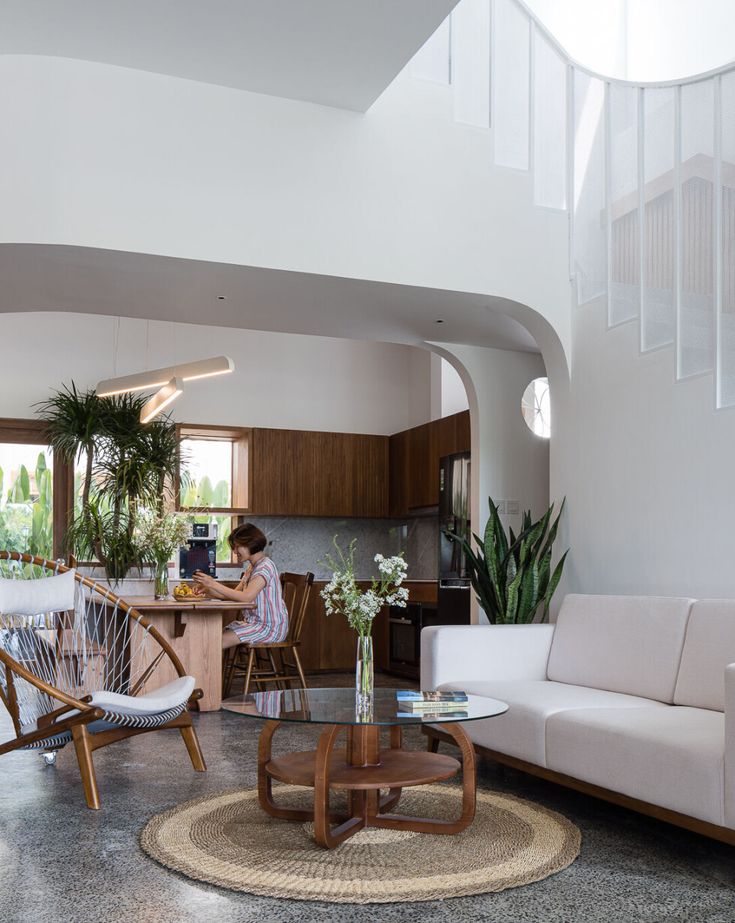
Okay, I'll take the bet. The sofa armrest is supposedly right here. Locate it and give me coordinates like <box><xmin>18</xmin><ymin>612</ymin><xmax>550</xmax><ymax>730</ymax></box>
<box><xmin>726</xmin><ymin>664</ymin><xmax>735</xmax><ymax>827</ymax></box>
<box><xmin>420</xmin><ymin>624</ymin><xmax>555</xmax><ymax>690</ymax></box>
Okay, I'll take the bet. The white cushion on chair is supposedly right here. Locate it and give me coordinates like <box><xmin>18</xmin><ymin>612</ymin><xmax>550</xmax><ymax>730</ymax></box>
<box><xmin>0</xmin><ymin>568</ymin><xmax>76</xmax><ymax>616</ymax></box>
<box><xmin>89</xmin><ymin>676</ymin><xmax>196</xmax><ymax>716</ymax></box>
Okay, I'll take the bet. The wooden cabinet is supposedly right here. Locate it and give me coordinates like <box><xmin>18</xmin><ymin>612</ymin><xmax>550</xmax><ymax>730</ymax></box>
<box><xmin>299</xmin><ymin>581</ymin><xmax>437</xmax><ymax>673</ymax></box>
<box><xmin>407</xmin><ymin>422</ymin><xmax>433</xmax><ymax>509</ymax></box>
<box><xmin>388</xmin><ymin>411</ymin><xmax>470</xmax><ymax>516</ymax></box>
<box><xmin>246</xmin><ymin>412</ymin><xmax>468</xmax><ymax>520</ymax></box>
<box><xmin>388</xmin><ymin>428</ymin><xmax>410</xmax><ymax>518</ymax></box>
<box><xmin>298</xmin><ymin>580</ymin><xmax>377</xmax><ymax>673</ymax></box>
<box><xmin>249</xmin><ymin>428</ymin><xmax>388</xmax><ymax>517</ymax></box>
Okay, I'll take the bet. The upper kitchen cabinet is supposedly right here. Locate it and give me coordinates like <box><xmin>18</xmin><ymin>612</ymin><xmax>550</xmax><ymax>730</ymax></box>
<box><xmin>249</xmin><ymin>428</ymin><xmax>389</xmax><ymax>517</ymax></box>
<box><xmin>388</xmin><ymin>411</ymin><xmax>470</xmax><ymax>515</ymax></box>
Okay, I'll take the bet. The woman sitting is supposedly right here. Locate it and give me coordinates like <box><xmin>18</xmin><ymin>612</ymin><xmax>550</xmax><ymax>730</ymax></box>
<box><xmin>192</xmin><ymin>523</ymin><xmax>289</xmax><ymax>650</ymax></box>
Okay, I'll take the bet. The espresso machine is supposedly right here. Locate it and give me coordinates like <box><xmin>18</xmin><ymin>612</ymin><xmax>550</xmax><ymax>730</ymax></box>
<box><xmin>179</xmin><ymin>522</ymin><xmax>218</xmax><ymax>578</ymax></box>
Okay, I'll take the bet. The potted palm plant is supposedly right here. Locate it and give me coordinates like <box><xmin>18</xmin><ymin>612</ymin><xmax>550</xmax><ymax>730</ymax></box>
<box><xmin>36</xmin><ymin>384</ymin><xmax>181</xmax><ymax>584</ymax></box>
<box><xmin>446</xmin><ymin>497</ymin><xmax>568</xmax><ymax>623</ymax></box>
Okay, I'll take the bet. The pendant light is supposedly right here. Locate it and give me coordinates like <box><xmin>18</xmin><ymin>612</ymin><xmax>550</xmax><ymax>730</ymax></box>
<box><xmin>140</xmin><ymin>377</ymin><xmax>184</xmax><ymax>424</ymax></box>
<box><xmin>96</xmin><ymin>355</ymin><xmax>234</xmax><ymax>397</ymax></box>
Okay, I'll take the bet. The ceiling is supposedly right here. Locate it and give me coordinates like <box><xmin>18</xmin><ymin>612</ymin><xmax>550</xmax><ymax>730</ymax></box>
<box><xmin>0</xmin><ymin>244</ymin><xmax>540</xmax><ymax>354</ymax></box>
<box><xmin>0</xmin><ymin>0</ymin><xmax>458</xmax><ymax>111</ymax></box>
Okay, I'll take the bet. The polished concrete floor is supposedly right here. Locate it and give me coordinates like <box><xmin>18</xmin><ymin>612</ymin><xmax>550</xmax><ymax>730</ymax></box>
<box><xmin>1</xmin><ymin>677</ymin><xmax>734</xmax><ymax>923</ymax></box>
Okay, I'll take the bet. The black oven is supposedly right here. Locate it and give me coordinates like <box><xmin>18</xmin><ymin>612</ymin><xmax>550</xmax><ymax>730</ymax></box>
<box><xmin>389</xmin><ymin>603</ymin><xmax>440</xmax><ymax>680</ymax></box>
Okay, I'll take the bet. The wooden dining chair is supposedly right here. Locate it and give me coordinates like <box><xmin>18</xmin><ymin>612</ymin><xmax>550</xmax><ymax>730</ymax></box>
<box><xmin>223</xmin><ymin>571</ymin><xmax>314</xmax><ymax>696</ymax></box>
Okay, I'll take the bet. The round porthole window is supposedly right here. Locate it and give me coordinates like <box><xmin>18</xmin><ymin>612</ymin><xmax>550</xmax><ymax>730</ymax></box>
<box><xmin>521</xmin><ymin>377</ymin><xmax>551</xmax><ymax>439</ymax></box>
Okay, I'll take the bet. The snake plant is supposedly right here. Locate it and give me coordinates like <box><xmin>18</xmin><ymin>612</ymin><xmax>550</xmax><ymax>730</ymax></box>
<box><xmin>446</xmin><ymin>497</ymin><xmax>568</xmax><ymax>624</ymax></box>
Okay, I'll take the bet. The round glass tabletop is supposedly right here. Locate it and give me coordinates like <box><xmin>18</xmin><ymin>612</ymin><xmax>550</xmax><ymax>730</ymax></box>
<box><xmin>221</xmin><ymin>687</ymin><xmax>508</xmax><ymax>727</ymax></box>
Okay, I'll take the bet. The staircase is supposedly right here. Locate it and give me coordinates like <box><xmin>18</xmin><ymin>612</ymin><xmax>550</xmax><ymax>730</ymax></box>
<box><xmin>409</xmin><ymin>0</ymin><xmax>735</xmax><ymax>409</ymax></box>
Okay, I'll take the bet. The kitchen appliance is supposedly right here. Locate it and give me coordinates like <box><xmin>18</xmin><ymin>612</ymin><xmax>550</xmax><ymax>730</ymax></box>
<box><xmin>387</xmin><ymin>451</ymin><xmax>472</xmax><ymax>679</ymax></box>
<box><xmin>438</xmin><ymin>451</ymin><xmax>471</xmax><ymax>624</ymax></box>
<box><xmin>179</xmin><ymin>522</ymin><xmax>218</xmax><ymax>578</ymax></box>
<box><xmin>388</xmin><ymin>602</ymin><xmax>442</xmax><ymax>680</ymax></box>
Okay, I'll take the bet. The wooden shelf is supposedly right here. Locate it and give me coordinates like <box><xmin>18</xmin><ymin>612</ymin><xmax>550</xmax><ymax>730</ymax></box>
<box><xmin>266</xmin><ymin>747</ymin><xmax>460</xmax><ymax>790</ymax></box>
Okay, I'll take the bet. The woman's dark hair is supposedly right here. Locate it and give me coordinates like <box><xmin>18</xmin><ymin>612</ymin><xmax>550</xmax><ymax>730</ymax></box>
<box><xmin>228</xmin><ymin>523</ymin><xmax>267</xmax><ymax>554</ymax></box>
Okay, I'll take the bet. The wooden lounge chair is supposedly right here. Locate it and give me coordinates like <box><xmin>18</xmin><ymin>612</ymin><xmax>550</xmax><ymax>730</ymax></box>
<box><xmin>0</xmin><ymin>552</ymin><xmax>206</xmax><ymax>809</ymax></box>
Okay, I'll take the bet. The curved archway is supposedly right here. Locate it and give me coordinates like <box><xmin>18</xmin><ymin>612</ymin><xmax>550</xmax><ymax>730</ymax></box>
<box><xmin>425</xmin><ymin>299</ymin><xmax>566</xmax><ymax>623</ymax></box>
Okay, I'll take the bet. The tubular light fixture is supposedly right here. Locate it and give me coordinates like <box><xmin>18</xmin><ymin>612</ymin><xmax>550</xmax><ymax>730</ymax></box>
<box><xmin>140</xmin><ymin>377</ymin><xmax>184</xmax><ymax>424</ymax></box>
<box><xmin>96</xmin><ymin>355</ymin><xmax>234</xmax><ymax>397</ymax></box>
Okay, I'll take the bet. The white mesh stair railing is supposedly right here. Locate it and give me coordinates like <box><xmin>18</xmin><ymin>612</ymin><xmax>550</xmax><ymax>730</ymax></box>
<box><xmin>409</xmin><ymin>0</ymin><xmax>735</xmax><ymax>409</ymax></box>
<box><xmin>0</xmin><ymin>552</ymin><xmax>206</xmax><ymax>808</ymax></box>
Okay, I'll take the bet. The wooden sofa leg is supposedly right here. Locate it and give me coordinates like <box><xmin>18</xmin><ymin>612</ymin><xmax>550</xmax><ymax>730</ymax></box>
<box><xmin>72</xmin><ymin>725</ymin><xmax>101</xmax><ymax>810</ymax></box>
<box><xmin>180</xmin><ymin>724</ymin><xmax>207</xmax><ymax>772</ymax></box>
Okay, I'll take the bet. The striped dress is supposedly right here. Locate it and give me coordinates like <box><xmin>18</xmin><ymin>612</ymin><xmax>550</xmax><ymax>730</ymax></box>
<box><xmin>226</xmin><ymin>557</ymin><xmax>289</xmax><ymax>644</ymax></box>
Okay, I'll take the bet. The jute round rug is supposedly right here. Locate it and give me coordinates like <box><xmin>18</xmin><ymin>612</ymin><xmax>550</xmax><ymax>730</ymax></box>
<box><xmin>140</xmin><ymin>784</ymin><xmax>580</xmax><ymax>903</ymax></box>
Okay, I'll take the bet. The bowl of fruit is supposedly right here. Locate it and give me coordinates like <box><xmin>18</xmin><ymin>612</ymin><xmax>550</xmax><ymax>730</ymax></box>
<box><xmin>172</xmin><ymin>582</ymin><xmax>206</xmax><ymax>601</ymax></box>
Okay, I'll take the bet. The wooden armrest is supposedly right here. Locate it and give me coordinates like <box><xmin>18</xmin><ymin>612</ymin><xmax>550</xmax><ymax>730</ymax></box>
<box><xmin>37</xmin><ymin>694</ymin><xmax>94</xmax><ymax>729</ymax></box>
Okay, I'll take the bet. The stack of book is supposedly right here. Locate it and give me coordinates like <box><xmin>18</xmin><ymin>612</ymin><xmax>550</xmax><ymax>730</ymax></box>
<box><xmin>396</xmin><ymin>690</ymin><xmax>469</xmax><ymax>719</ymax></box>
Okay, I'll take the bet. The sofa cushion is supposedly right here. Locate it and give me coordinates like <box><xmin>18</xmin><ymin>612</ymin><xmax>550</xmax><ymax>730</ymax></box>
<box><xmin>546</xmin><ymin>706</ymin><xmax>725</xmax><ymax>826</ymax></box>
<box><xmin>439</xmin><ymin>679</ymin><xmax>666</xmax><ymax>767</ymax></box>
<box><xmin>546</xmin><ymin>594</ymin><xmax>694</xmax><ymax>702</ymax></box>
<box><xmin>674</xmin><ymin>600</ymin><xmax>735</xmax><ymax>711</ymax></box>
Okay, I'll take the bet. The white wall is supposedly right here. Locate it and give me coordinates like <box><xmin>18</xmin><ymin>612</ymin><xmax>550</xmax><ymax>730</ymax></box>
<box><xmin>441</xmin><ymin>357</ymin><xmax>470</xmax><ymax>417</ymax></box>
<box><xmin>626</xmin><ymin>0</ymin><xmax>735</xmax><ymax>81</ymax></box>
<box><xmin>553</xmin><ymin>299</ymin><xmax>735</xmax><ymax>598</ymax></box>
<box><xmin>433</xmin><ymin>343</ymin><xmax>550</xmax><ymax>619</ymax></box>
<box><xmin>0</xmin><ymin>54</ymin><xmax>571</xmax><ymax>360</ymax></box>
<box><xmin>0</xmin><ymin>312</ymin><xmax>435</xmax><ymax>435</ymax></box>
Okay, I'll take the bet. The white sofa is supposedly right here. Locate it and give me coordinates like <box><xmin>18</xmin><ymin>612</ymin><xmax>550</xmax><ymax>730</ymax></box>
<box><xmin>421</xmin><ymin>594</ymin><xmax>735</xmax><ymax>843</ymax></box>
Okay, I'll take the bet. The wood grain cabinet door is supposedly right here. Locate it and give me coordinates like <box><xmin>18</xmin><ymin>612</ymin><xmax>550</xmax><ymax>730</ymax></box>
<box><xmin>401</xmin><ymin>412</ymin><xmax>470</xmax><ymax>511</ymax></box>
<box><xmin>250</xmin><ymin>428</ymin><xmax>388</xmax><ymax>518</ymax></box>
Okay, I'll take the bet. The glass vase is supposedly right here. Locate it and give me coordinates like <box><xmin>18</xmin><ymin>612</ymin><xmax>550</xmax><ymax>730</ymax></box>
<box><xmin>153</xmin><ymin>560</ymin><xmax>170</xmax><ymax>599</ymax></box>
<box><xmin>355</xmin><ymin>633</ymin><xmax>374</xmax><ymax>714</ymax></box>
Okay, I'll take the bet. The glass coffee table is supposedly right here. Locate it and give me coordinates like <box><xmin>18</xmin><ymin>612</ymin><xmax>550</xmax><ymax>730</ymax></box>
<box><xmin>222</xmin><ymin>687</ymin><xmax>508</xmax><ymax>848</ymax></box>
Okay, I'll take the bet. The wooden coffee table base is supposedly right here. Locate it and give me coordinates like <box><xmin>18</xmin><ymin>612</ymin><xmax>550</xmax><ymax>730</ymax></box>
<box><xmin>257</xmin><ymin>719</ymin><xmax>476</xmax><ymax>848</ymax></box>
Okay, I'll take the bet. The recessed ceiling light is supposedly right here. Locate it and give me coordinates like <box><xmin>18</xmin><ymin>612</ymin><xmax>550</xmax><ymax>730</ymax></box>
<box><xmin>217</xmin><ymin>295</ymin><xmax>226</xmax><ymax>301</ymax></box>
<box><xmin>436</xmin><ymin>319</ymin><xmax>445</xmax><ymax>324</ymax></box>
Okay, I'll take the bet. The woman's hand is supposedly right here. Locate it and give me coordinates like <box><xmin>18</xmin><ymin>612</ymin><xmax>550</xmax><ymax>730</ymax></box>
<box><xmin>192</xmin><ymin>571</ymin><xmax>217</xmax><ymax>590</ymax></box>
<box><xmin>192</xmin><ymin>570</ymin><xmax>266</xmax><ymax>606</ymax></box>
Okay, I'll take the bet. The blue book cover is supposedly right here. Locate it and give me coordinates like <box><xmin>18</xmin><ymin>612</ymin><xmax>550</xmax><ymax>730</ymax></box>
<box><xmin>396</xmin><ymin>690</ymin><xmax>468</xmax><ymax>700</ymax></box>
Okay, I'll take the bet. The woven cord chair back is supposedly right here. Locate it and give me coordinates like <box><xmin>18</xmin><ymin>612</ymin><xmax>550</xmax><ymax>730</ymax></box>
<box><xmin>0</xmin><ymin>552</ymin><xmax>187</xmax><ymax>744</ymax></box>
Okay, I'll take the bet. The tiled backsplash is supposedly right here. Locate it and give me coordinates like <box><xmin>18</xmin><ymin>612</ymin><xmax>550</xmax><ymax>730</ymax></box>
<box><xmin>218</xmin><ymin>515</ymin><xmax>438</xmax><ymax>581</ymax></box>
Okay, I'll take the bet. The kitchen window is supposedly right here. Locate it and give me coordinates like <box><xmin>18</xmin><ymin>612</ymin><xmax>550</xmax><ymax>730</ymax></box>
<box><xmin>177</xmin><ymin>425</ymin><xmax>250</xmax><ymax>563</ymax></box>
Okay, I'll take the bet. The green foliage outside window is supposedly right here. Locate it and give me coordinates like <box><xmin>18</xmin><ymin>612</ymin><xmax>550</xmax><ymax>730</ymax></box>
<box><xmin>0</xmin><ymin>451</ymin><xmax>54</xmax><ymax>559</ymax></box>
